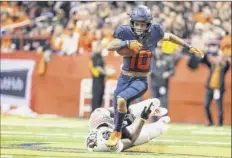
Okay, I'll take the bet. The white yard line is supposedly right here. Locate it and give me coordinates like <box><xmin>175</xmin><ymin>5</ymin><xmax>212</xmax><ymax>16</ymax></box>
<box><xmin>2</xmin><ymin>134</ymin><xmax>85</xmax><ymax>138</ymax></box>
<box><xmin>153</xmin><ymin>139</ymin><xmax>231</xmax><ymax>145</ymax></box>
<box><xmin>196</xmin><ymin>141</ymin><xmax>231</xmax><ymax>145</ymax></box>
<box><xmin>2</xmin><ymin>131</ymin><xmax>230</xmax><ymax>146</ymax></box>
<box><xmin>1</xmin><ymin>131</ymin><xmax>33</xmax><ymax>134</ymax></box>
<box><xmin>169</xmin><ymin>125</ymin><xmax>198</xmax><ymax>130</ymax></box>
<box><xmin>191</xmin><ymin>131</ymin><xmax>231</xmax><ymax>136</ymax></box>
<box><xmin>169</xmin><ymin>125</ymin><xmax>231</xmax><ymax>131</ymax></box>
<box><xmin>1</xmin><ymin>122</ymin><xmax>84</xmax><ymax>128</ymax></box>
<box><xmin>162</xmin><ymin>135</ymin><xmax>230</xmax><ymax>139</ymax></box>
<box><xmin>1</xmin><ymin>131</ymin><xmax>86</xmax><ymax>137</ymax></box>
<box><xmin>0</xmin><ymin>156</ymin><xmax>13</xmax><ymax>158</ymax></box>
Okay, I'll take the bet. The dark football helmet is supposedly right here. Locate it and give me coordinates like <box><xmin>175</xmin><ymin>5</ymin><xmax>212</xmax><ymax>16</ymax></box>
<box><xmin>130</xmin><ymin>5</ymin><xmax>153</xmax><ymax>38</ymax></box>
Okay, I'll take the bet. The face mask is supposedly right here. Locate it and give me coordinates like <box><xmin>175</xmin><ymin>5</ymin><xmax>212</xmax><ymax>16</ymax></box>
<box><xmin>133</xmin><ymin>21</ymin><xmax>148</xmax><ymax>36</ymax></box>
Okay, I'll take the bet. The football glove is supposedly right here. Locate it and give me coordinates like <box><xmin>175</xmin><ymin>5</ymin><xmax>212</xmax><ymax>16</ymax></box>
<box><xmin>141</xmin><ymin>102</ymin><xmax>153</xmax><ymax>120</ymax></box>
<box><xmin>189</xmin><ymin>46</ymin><xmax>204</xmax><ymax>58</ymax></box>
<box><xmin>128</xmin><ymin>40</ymin><xmax>143</xmax><ymax>53</ymax></box>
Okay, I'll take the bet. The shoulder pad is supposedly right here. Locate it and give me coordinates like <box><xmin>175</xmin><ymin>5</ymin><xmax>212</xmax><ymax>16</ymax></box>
<box><xmin>114</xmin><ymin>25</ymin><xmax>130</xmax><ymax>39</ymax></box>
<box><xmin>151</xmin><ymin>24</ymin><xmax>164</xmax><ymax>39</ymax></box>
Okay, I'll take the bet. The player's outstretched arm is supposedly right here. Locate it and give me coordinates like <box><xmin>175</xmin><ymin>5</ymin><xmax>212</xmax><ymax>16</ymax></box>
<box><xmin>162</xmin><ymin>33</ymin><xmax>204</xmax><ymax>58</ymax></box>
<box><xmin>120</xmin><ymin>117</ymin><xmax>146</xmax><ymax>151</ymax></box>
<box><xmin>107</xmin><ymin>39</ymin><xmax>126</xmax><ymax>51</ymax></box>
<box><xmin>119</xmin><ymin>103</ymin><xmax>153</xmax><ymax>152</ymax></box>
<box><xmin>129</xmin><ymin>98</ymin><xmax>160</xmax><ymax>118</ymax></box>
<box><xmin>107</xmin><ymin>39</ymin><xmax>142</xmax><ymax>53</ymax></box>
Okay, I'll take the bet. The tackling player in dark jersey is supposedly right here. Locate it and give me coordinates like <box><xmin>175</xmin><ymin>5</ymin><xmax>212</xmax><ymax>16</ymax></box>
<box><xmin>106</xmin><ymin>5</ymin><xmax>204</xmax><ymax>147</ymax></box>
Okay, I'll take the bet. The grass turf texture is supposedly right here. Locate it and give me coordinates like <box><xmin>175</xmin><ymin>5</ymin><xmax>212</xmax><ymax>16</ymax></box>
<box><xmin>1</xmin><ymin>115</ymin><xmax>231</xmax><ymax>158</ymax></box>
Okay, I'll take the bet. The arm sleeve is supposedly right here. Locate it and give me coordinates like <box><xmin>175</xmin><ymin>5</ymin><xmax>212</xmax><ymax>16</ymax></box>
<box><xmin>156</xmin><ymin>25</ymin><xmax>165</xmax><ymax>40</ymax></box>
<box><xmin>133</xmin><ymin>121</ymin><xmax>168</xmax><ymax>146</ymax></box>
<box><xmin>113</xmin><ymin>26</ymin><xmax>125</xmax><ymax>40</ymax></box>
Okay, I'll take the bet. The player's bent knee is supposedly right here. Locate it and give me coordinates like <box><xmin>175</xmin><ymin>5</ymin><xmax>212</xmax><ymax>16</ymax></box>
<box><xmin>117</xmin><ymin>97</ymin><xmax>127</xmax><ymax>112</ymax></box>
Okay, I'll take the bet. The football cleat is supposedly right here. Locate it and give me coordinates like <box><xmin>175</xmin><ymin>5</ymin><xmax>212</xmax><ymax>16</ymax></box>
<box><xmin>106</xmin><ymin>131</ymin><xmax>121</xmax><ymax>147</ymax></box>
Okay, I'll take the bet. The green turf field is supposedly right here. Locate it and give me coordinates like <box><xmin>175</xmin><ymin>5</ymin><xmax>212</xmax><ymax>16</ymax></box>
<box><xmin>1</xmin><ymin>115</ymin><xmax>231</xmax><ymax>158</ymax></box>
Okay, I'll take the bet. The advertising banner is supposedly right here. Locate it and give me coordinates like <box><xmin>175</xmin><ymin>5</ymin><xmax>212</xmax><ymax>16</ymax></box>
<box><xmin>0</xmin><ymin>59</ymin><xmax>35</xmax><ymax>107</ymax></box>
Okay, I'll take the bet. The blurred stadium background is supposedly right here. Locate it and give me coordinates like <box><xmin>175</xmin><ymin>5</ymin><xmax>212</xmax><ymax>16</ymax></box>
<box><xmin>0</xmin><ymin>1</ymin><xmax>231</xmax><ymax>158</ymax></box>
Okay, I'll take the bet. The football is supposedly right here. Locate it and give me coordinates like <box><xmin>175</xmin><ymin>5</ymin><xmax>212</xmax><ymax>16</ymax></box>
<box><xmin>117</xmin><ymin>47</ymin><xmax>136</xmax><ymax>57</ymax></box>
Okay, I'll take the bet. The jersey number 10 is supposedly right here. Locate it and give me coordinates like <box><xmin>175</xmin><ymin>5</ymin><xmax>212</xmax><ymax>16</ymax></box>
<box><xmin>130</xmin><ymin>50</ymin><xmax>152</xmax><ymax>70</ymax></box>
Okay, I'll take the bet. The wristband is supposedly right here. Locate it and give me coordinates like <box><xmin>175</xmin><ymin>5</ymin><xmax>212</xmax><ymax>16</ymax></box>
<box><xmin>184</xmin><ymin>44</ymin><xmax>192</xmax><ymax>50</ymax></box>
<box><xmin>120</xmin><ymin>40</ymin><xmax>130</xmax><ymax>48</ymax></box>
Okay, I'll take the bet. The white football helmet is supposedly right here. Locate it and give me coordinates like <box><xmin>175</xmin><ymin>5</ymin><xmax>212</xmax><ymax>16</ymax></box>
<box><xmin>86</xmin><ymin>127</ymin><xmax>122</xmax><ymax>152</ymax></box>
<box><xmin>88</xmin><ymin>108</ymin><xmax>114</xmax><ymax>130</ymax></box>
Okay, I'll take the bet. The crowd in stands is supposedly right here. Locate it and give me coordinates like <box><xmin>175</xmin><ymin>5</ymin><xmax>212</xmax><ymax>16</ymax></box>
<box><xmin>1</xmin><ymin>1</ymin><xmax>231</xmax><ymax>56</ymax></box>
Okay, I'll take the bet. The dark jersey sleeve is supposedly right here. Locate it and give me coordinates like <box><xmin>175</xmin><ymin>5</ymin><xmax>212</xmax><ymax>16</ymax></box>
<box><xmin>113</xmin><ymin>26</ymin><xmax>125</xmax><ymax>40</ymax></box>
<box><xmin>156</xmin><ymin>25</ymin><xmax>165</xmax><ymax>40</ymax></box>
<box><xmin>151</xmin><ymin>24</ymin><xmax>165</xmax><ymax>41</ymax></box>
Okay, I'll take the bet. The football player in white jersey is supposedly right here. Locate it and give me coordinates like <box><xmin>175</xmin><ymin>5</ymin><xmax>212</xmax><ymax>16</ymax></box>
<box><xmin>86</xmin><ymin>98</ymin><xmax>170</xmax><ymax>152</ymax></box>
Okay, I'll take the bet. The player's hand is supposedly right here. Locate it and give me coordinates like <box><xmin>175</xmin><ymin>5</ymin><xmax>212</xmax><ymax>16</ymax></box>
<box><xmin>141</xmin><ymin>102</ymin><xmax>153</xmax><ymax>120</ymax></box>
<box><xmin>189</xmin><ymin>47</ymin><xmax>204</xmax><ymax>58</ymax></box>
<box><xmin>128</xmin><ymin>40</ymin><xmax>143</xmax><ymax>53</ymax></box>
